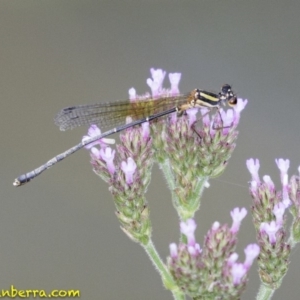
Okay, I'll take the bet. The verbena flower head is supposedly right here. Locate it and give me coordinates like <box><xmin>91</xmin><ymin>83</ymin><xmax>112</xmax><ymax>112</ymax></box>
<box><xmin>83</xmin><ymin>67</ymin><xmax>247</xmax><ymax>238</ymax></box>
<box><xmin>167</xmin><ymin>213</ymin><xmax>259</xmax><ymax>298</ymax></box>
<box><xmin>78</xmin><ymin>68</ymin><xmax>253</xmax><ymax>298</ymax></box>
<box><xmin>246</xmin><ymin>158</ymin><xmax>294</xmax><ymax>288</ymax></box>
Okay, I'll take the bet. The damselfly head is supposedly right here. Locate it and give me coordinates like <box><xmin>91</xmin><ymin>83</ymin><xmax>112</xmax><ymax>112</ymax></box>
<box><xmin>220</xmin><ymin>84</ymin><xmax>237</xmax><ymax>107</ymax></box>
<box><xmin>221</xmin><ymin>84</ymin><xmax>232</xmax><ymax>95</ymax></box>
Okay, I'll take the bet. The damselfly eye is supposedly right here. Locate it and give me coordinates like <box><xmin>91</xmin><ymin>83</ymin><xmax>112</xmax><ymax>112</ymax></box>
<box><xmin>228</xmin><ymin>97</ymin><xmax>237</xmax><ymax>106</ymax></box>
<box><xmin>221</xmin><ymin>84</ymin><xmax>232</xmax><ymax>94</ymax></box>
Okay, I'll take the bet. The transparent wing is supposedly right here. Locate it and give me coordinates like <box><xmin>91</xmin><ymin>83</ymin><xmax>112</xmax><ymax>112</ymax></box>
<box><xmin>54</xmin><ymin>94</ymin><xmax>188</xmax><ymax>131</ymax></box>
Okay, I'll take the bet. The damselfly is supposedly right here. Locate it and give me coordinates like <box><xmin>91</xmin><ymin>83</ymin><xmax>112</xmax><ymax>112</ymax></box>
<box><xmin>13</xmin><ymin>84</ymin><xmax>237</xmax><ymax>186</ymax></box>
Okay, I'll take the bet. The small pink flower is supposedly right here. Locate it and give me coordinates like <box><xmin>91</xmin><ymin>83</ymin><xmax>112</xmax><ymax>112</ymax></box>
<box><xmin>246</xmin><ymin>158</ymin><xmax>260</xmax><ymax>183</ymax></box>
<box><xmin>233</xmin><ymin>98</ymin><xmax>248</xmax><ymax>125</ymax></box>
<box><xmin>128</xmin><ymin>87</ymin><xmax>137</xmax><ymax>100</ymax></box>
<box><xmin>262</xmin><ymin>175</ymin><xmax>275</xmax><ymax>192</ymax></box>
<box><xmin>273</xmin><ymin>202</ymin><xmax>286</xmax><ymax>226</ymax></box>
<box><xmin>212</xmin><ymin>221</ymin><xmax>220</xmax><ymax>230</ymax></box>
<box><xmin>128</xmin><ymin>87</ymin><xmax>151</xmax><ymax>103</ymax></box>
<box><xmin>180</xmin><ymin>219</ymin><xmax>197</xmax><ymax>246</ymax></box>
<box><xmin>230</xmin><ymin>207</ymin><xmax>247</xmax><ymax>233</ymax></box>
<box><xmin>186</xmin><ymin>108</ymin><xmax>198</xmax><ymax>127</ymax></box>
<box><xmin>188</xmin><ymin>243</ymin><xmax>201</xmax><ymax>256</ymax></box>
<box><xmin>219</xmin><ymin>108</ymin><xmax>234</xmax><ymax>135</ymax></box>
<box><xmin>90</xmin><ymin>147</ymin><xmax>101</xmax><ymax>159</ymax></box>
<box><xmin>150</xmin><ymin>68</ymin><xmax>166</xmax><ymax>83</ymax></box>
<box><xmin>275</xmin><ymin>158</ymin><xmax>290</xmax><ymax>175</ymax></box>
<box><xmin>230</xmin><ymin>243</ymin><xmax>259</xmax><ymax>285</ymax></box>
<box><xmin>260</xmin><ymin>221</ymin><xmax>281</xmax><ymax>245</ymax></box>
<box><xmin>231</xmin><ymin>263</ymin><xmax>247</xmax><ymax>285</ymax></box>
<box><xmin>99</xmin><ymin>147</ymin><xmax>116</xmax><ymax>175</ymax></box>
<box><xmin>169</xmin><ymin>243</ymin><xmax>178</xmax><ymax>258</ymax></box>
<box><xmin>147</xmin><ymin>68</ymin><xmax>166</xmax><ymax>97</ymax></box>
<box><xmin>220</xmin><ymin>108</ymin><xmax>234</xmax><ymax>127</ymax></box>
<box><xmin>168</xmin><ymin>72</ymin><xmax>181</xmax><ymax>95</ymax></box>
<box><xmin>227</xmin><ymin>253</ymin><xmax>239</xmax><ymax>267</ymax></box>
<box><xmin>243</xmin><ymin>244</ymin><xmax>260</xmax><ymax>269</ymax></box>
<box><xmin>250</xmin><ymin>180</ymin><xmax>258</xmax><ymax>190</ymax></box>
<box><xmin>121</xmin><ymin>157</ymin><xmax>137</xmax><ymax>185</ymax></box>
<box><xmin>275</xmin><ymin>158</ymin><xmax>291</xmax><ymax>207</ymax></box>
<box><xmin>282</xmin><ymin>196</ymin><xmax>291</xmax><ymax>208</ymax></box>
<box><xmin>141</xmin><ymin>122</ymin><xmax>150</xmax><ymax>140</ymax></box>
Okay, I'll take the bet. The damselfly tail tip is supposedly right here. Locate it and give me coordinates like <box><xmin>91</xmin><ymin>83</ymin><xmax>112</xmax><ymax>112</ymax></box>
<box><xmin>13</xmin><ymin>178</ymin><xmax>21</xmax><ymax>187</ymax></box>
<box><xmin>13</xmin><ymin>175</ymin><xmax>29</xmax><ymax>187</ymax></box>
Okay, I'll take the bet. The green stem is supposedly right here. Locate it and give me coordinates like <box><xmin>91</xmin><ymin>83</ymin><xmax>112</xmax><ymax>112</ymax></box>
<box><xmin>143</xmin><ymin>239</ymin><xmax>185</xmax><ymax>300</ymax></box>
<box><xmin>188</xmin><ymin>176</ymin><xmax>208</xmax><ymax>212</ymax></box>
<box><xmin>256</xmin><ymin>284</ymin><xmax>275</xmax><ymax>300</ymax></box>
<box><xmin>177</xmin><ymin>176</ymin><xmax>208</xmax><ymax>221</ymax></box>
<box><xmin>159</xmin><ymin>159</ymin><xmax>179</xmax><ymax>206</ymax></box>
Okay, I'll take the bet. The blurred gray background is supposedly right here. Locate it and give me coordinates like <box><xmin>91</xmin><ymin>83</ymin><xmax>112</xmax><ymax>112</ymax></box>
<box><xmin>1</xmin><ymin>1</ymin><xmax>300</xmax><ymax>299</ymax></box>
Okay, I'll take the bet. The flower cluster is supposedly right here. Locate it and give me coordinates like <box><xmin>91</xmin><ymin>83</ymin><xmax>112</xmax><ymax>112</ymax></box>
<box><xmin>81</xmin><ymin>68</ymin><xmax>255</xmax><ymax>299</ymax></box>
<box><xmin>167</xmin><ymin>211</ymin><xmax>259</xmax><ymax>298</ymax></box>
<box><xmin>83</xmin><ymin>69</ymin><xmax>247</xmax><ymax>221</ymax></box>
<box><xmin>246</xmin><ymin>158</ymin><xmax>300</xmax><ymax>288</ymax></box>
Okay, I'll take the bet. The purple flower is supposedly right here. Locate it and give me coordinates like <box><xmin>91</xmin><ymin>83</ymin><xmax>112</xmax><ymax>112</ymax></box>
<box><xmin>169</xmin><ymin>243</ymin><xmax>178</xmax><ymax>258</ymax></box>
<box><xmin>121</xmin><ymin>157</ymin><xmax>137</xmax><ymax>185</ymax></box>
<box><xmin>186</xmin><ymin>108</ymin><xmax>198</xmax><ymax>127</ymax></box>
<box><xmin>82</xmin><ymin>124</ymin><xmax>115</xmax><ymax>149</ymax></box>
<box><xmin>90</xmin><ymin>147</ymin><xmax>101</xmax><ymax>160</ymax></box>
<box><xmin>230</xmin><ymin>244</ymin><xmax>259</xmax><ymax>285</ymax></box>
<box><xmin>273</xmin><ymin>202</ymin><xmax>286</xmax><ymax>226</ymax></box>
<box><xmin>262</xmin><ymin>175</ymin><xmax>275</xmax><ymax>192</ymax></box>
<box><xmin>214</xmin><ymin>107</ymin><xmax>238</xmax><ymax>135</ymax></box>
<box><xmin>275</xmin><ymin>158</ymin><xmax>291</xmax><ymax>207</ymax></box>
<box><xmin>230</xmin><ymin>207</ymin><xmax>247</xmax><ymax>233</ymax></box>
<box><xmin>168</xmin><ymin>72</ymin><xmax>181</xmax><ymax>95</ymax></box>
<box><xmin>147</xmin><ymin>68</ymin><xmax>166</xmax><ymax>97</ymax></box>
<box><xmin>227</xmin><ymin>253</ymin><xmax>239</xmax><ymax>266</ymax></box>
<box><xmin>212</xmin><ymin>221</ymin><xmax>220</xmax><ymax>230</ymax></box>
<box><xmin>282</xmin><ymin>196</ymin><xmax>291</xmax><ymax>208</ymax></box>
<box><xmin>231</xmin><ymin>263</ymin><xmax>247</xmax><ymax>285</ymax></box>
<box><xmin>128</xmin><ymin>87</ymin><xmax>137</xmax><ymax>100</ymax></box>
<box><xmin>275</xmin><ymin>158</ymin><xmax>290</xmax><ymax>177</ymax></box>
<box><xmin>141</xmin><ymin>122</ymin><xmax>150</xmax><ymax>140</ymax></box>
<box><xmin>260</xmin><ymin>221</ymin><xmax>281</xmax><ymax>245</ymax></box>
<box><xmin>276</xmin><ymin>159</ymin><xmax>290</xmax><ymax>188</ymax></box>
<box><xmin>233</xmin><ymin>98</ymin><xmax>248</xmax><ymax>125</ymax></box>
<box><xmin>188</xmin><ymin>243</ymin><xmax>202</xmax><ymax>256</ymax></box>
<box><xmin>128</xmin><ymin>87</ymin><xmax>151</xmax><ymax>102</ymax></box>
<box><xmin>180</xmin><ymin>219</ymin><xmax>197</xmax><ymax>246</ymax></box>
<box><xmin>99</xmin><ymin>147</ymin><xmax>116</xmax><ymax>175</ymax></box>
<box><xmin>179</xmin><ymin>219</ymin><xmax>202</xmax><ymax>256</ymax></box>
<box><xmin>131</xmin><ymin>69</ymin><xmax>182</xmax><ymax>104</ymax></box>
<box><xmin>243</xmin><ymin>244</ymin><xmax>260</xmax><ymax>269</ymax></box>
<box><xmin>246</xmin><ymin>158</ymin><xmax>260</xmax><ymax>183</ymax></box>
<box><xmin>221</xmin><ymin>108</ymin><xmax>234</xmax><ymax>126</ymax></box>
